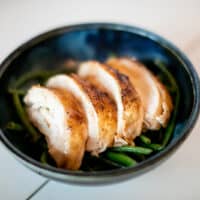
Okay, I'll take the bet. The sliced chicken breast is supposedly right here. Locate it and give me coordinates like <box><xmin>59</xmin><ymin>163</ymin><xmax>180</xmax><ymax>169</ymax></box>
<box><xmin>78</xmin><ymin>61</ymin><xmax>144</xmax><ymax>146</ymax></box>
<box><xmin>154</xmin><ymin>79</ymin><xmax>173</xmax><ymax>127</ymax></box>
<box><xmin>107</xmin><ymin>57</ymin><xmax>173</xmax><ymax>130</ymax></box>
<box><xmin>46</xmin><ymin>74</ymin><xmax>117</xmax><ymax>155</ymax></box>
<box><xmin>24</xmin><ymin>86</ymin><xmax>87</xmax><ymax>170</ymax></box>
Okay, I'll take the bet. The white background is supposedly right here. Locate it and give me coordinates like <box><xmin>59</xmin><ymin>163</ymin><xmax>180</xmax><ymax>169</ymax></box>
<box><xmin>0</xmin><ymin>0</ymin><xmax>200</xmax><ymax>199</ymax></box>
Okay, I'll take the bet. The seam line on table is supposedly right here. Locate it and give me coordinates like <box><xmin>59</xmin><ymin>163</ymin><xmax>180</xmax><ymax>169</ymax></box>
<box><xmin>26</xmin><ymin>179</ymin><xmax>50</xmax><ymax>200</ymax></box>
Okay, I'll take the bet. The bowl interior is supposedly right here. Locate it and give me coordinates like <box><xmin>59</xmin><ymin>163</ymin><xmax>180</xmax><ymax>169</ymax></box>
<box><xmin>0</xmin><ymin>24</ymin><xmax>196</xmax><ymax>176</ymax></box>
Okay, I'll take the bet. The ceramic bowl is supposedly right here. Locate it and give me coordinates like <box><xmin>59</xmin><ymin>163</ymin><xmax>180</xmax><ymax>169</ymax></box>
<box><xmin>0</xmin><ymin>23</ymin><xmax>199</xmax><ymax>184</ymax></box>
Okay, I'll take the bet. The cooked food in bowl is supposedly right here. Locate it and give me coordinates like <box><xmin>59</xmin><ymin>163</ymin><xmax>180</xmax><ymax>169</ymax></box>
<box><xmin>1</xmin><ymin>23</ymin><xmax>199</xmax><ymax>184</ymax></box>
<box><xmin>7</xmin><ymin>57</ymin><xmax>177</xmax><ymax>171</ymax></box>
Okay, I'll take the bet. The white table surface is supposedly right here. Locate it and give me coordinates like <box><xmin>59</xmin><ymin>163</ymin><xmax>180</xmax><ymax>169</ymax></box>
<box><xmin>0</xmin><ymin>0</ymin><xmax>200</xmax><ymax>199</ymax></box>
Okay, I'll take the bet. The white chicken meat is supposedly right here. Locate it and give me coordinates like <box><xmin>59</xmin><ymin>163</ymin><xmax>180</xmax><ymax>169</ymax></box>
<box><xmin>46</xmin><ymin>74</ymin><xmax>117</xmax><ymax>155</ymax></box>
<box><xmin>107</xmin><ymin>57</ymin><xmax>173</xmax><ymax>130</ymax></box>
<box><xmin>78</xmin><ymin>61</ymin><xmax>144</xmax><ymax>146</ymax></box>
<box><xmin>24</xmin><ymin>86</ymin><xmax>87</xmax><ymax>170</ymax></box>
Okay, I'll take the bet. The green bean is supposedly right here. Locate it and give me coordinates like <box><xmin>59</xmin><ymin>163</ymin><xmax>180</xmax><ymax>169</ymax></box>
<box><xmin>6</xmin><ymin>121</ymin><xmax>24</xmax><ymax>131</ymax></box>
<box><xmin>8</xmin><ymin>88</ymin><xmax>26</xmax><ymax>96</ymax></box>
<box><xmin>145</xmin><ymin>143</ymin><xmax>163</xmax><ymax>151</ymax></box>
<box><xmin>12</xmin><ymin>91</ymin><xmax>40</xmax><ymax>142</ymax></box>
<box><xmin>154</xmin><ymin>60</ymin><xmax>178</xmax><ymax>92</ymax></box>
<box><xmin>13</xmin><ymin>68</ymin><xmax>74</xmax><ymax>89</ymax></box>
<box><xmin>162</xmin><ymin>90</ymin><xmax>180</xmax><ymax>147</ymax></box>
<box><xmin>154</xmin><ymin>60</ymin><xmax>180</xmax><ymax>148</ymax></box>
<box><xmin>139</xmin><ymin>135</ymin><xmax>151</xmax><ymax>144</ymax></box>
<box><xmin>106</xmin><ymin>151</ymin><xmax>137</xmax><ymax>167</ymax></box>
<box><xmin>13</xmin><ymin>70</ymin><xmax>51</xmax><ymax>88</ymax></box>
<box><xmin>163</xmin><ymin>81</ymin><xmax>179</xmax><ymax>147</ymax></box>
<box><xmin>110</xmin><ymin>146</ymin><xmax>153</xmax><ymax>155</ymax></box>
<box><xmin>99</xmin><ymin>157</ymin><xmax>124</xmax><ymax>168</ymax></box>
<box><xmin>108</xmin><ymin>52</ymin><xmax>117</xmax><ymax>59</ymax></box>
<box><xmin>40</xmin><ymin>151</ymin><xmax>48</xmax><ymax>164</ymax></box>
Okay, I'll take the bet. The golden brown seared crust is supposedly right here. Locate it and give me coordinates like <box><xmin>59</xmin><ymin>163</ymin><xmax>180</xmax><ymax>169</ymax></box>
<box><xmin>102</xmin><ymin>63</ymin><xmax>143</xmax><ymax>142</ymax></box>
<box><xmin>107</xmin><ymin>57</ymin><xmax>161</xmax><ymax>130</ymax></box>
<box><xmin>71</xmin><ymin>74</ymin><xmax>117</xmax><ymax>151</ymax></box>
<box><xmin>47</xmin><ymin>88</ymin><xmax>87</xmax><ymax>170</ymax></box>
<box><xmin>113</xmin><ymin>57</ymin><xmax>173</xmax><ymax>110</ymax></box>
<box><xmin>78</xmin><ymin>61</ymin><xmax>144</xmax><ymax>144</ymax></box>
<box><xmin>107</xmin><ymin>57</ymin><xmax>173</xmax><ymax>130</ymax></box>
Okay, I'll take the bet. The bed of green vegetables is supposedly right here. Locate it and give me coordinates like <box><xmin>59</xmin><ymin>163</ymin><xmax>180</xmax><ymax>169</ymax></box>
<box><xmin>5</xmin><ymin>60</ymin><xmax>180</xmax><ymax>171</ymax></box>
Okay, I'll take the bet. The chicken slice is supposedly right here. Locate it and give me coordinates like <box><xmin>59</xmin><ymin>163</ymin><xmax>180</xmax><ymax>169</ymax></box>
<box><xmin>154</xmin><ymin>79</ymin><xmax>173</xmax><ymax>127</ymax></box>
<box><xmin>107</xmin><ymin>57</ymin><xmax>173</xmax><ymax>130</ymax></box>
<box><xmin>78</xmin><ymin>61</ymin><xmax>144</xmax><ymax>146</ymax></box>
<box><xmin>46</xmin><ymin>74</ymin><xmax>117</xmax><ymax>155</ymax></box>
<box><xmin>24</xmin><ymin>86</ymin><xmax>87</xmax><ymax>170</ymax></box>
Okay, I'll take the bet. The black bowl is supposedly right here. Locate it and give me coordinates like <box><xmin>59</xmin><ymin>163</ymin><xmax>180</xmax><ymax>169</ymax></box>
<box><xmin>0</xmin><ymin>23</ymin><xmax>199</xmax><ymax>185</ymax></box>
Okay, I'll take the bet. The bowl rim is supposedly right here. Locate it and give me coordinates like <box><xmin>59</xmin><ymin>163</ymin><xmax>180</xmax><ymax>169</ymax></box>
<box><xmin>0</xmin><ymin>22</ymin><xmax>200</xmax><ymax>179</ymax></box>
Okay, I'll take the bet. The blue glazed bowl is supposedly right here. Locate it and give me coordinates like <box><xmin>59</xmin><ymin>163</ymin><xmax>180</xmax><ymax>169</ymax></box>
<box><xmin>0</xmin><ymin>23</ymin><xmax>199</xmax><ymax>184</ymax></box>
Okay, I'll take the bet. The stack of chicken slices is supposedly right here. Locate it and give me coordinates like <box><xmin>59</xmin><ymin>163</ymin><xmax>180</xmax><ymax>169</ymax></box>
<box><xmin>24</xmin><ymin>57</ymin><xmax>173</xmax><ymax>170</ymax></box>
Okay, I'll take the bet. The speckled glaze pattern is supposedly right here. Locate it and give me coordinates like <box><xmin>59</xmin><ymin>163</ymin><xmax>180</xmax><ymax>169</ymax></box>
<box><xmin>0</xmin><ymin>23</ymin><xmax>199</xmax><ymax>185</ymax></box>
